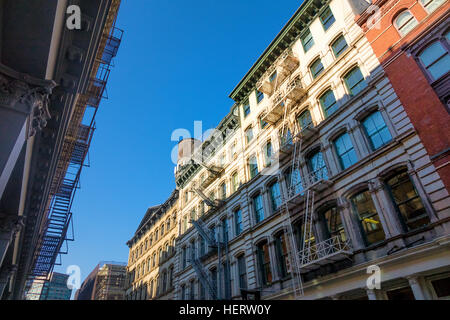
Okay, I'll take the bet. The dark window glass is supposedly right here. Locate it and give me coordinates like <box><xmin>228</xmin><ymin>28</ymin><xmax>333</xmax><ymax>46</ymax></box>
<box><xmin>297</xmin><ymin>109</ymin><xmax>313</xmax><ymax>131</ymax></box>
<box><xmin>319</xmin><ymin>90</ymin><xmax>338</xmax><ymax>117</ymax></box>
<box><xmin>275</xmin><ymin>233</ymin><xmax>289</xmax><ymax>278</ymax></box>
<box><xmin>419</xmin><ymin>41</ymin><xmax>450</xmax><ymax>80</ymax></box>
<box><xmin>351</xmin><ymin>190</ymin><xmax>386</xmax><ymax>245</ymax></box>
<box><xmin>334</xmin><ymin>132</ymin><xmax>358</xmax><ymax>170</ymax></box>
<box><xmin>285</xmin><ymin>167</ymin><xmax>304</xmax><ymax>197</ymax></box>
<box><xmin>248</xmin><ymin>155</ymin><xmax>258</xmax><ymax>178</ymax></box>
<box><xmin>320</xmin><ymin>7</ymin><xmax>336</xmax><ymax>30</ymax></box>
<box><xmin>362</xmin><ymin>111</ymin><xmax>392</xmax><ymax>150</ymax></box>
<box><xmin>234</xmin><ymin>209</ymin><xmax>242</xmax><ymax>236</ymax></box>
<box><xmin>257</xmin><ymin>90</ymin><xmax>264</xmax><ymax>103</ymax></box>
<box><xmin>264</xmin><ymin>141</ymin><xmax>273</xmax><ymax>166</ymax></box>
<box><xmin>253</xmin><ymin>194</ymin><xmax>264</xmax><ymax>223</ymax></box>
<box><xmin>331</xmin><ymin>35</ymin><xmax>348</xmax><ymax>57</ymax></box>
<box><xmin>386</xmin><ymin>287</ymin><xmax>415</xmax><ymax>300</ymax></box>
<box><xmin>310</xmin><ymin>58</ymin><xmax>324</xmax><ymax>79</ymax></box>
<box><xmin>431</xmin><ymin>277</ymin><xmax>450</xmax><ymax>298</ymax></box>
<box><xmin>308</xmin><ymin>150</ymin><xmax>328</xmax><ymax>182</ymax></box>
<box><xmin>257</xmin><ymin>242</ymin><xmax>272</xmax><ymax>287</ymax></box>
<box><xmin>269</xmin><ymin>181</ymin><xmax>282</xmax><ymax>211</ymax></box>
<box><xmin>243</xmin><ymin>102</ymin><xmax>251</xmax><ymax>117</ymax></box>
<box><xmin>321</xmin><ymin>207</ymin><xmax>346</xmax><ymax>242</ymax></box>
<box><xmin>260</xmin><ymin>117</ymin><xmax>268</xmax><ymax>129</ymax></box>
<box><xmin>301</xmin><ymin>29</ymin><xmax>314</xmax><ymax>52</ymax></box>
<box><xmin>269</xmin><ymin>71</ymin><xmax>277</xmax><ymax>83</ymax></box>
<box><xmin>386</xmin><ymin>170</ymin><xmax>429</xmax><ymax>231</ymax></box>
<box><xmin>237</xmin><ymin>255</ymin><xmax>247</xmax><ymax>290</ymax></box>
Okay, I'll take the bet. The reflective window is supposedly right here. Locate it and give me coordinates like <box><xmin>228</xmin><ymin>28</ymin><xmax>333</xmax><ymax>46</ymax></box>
<box><xmin>253</xmin><ymin>194</ymin><xmax>264</xmax><ymax>223</ymax></box>
<box><xmin>257</xmin><ymin>242</ymin><xmax>272</xmax><ymax>287</ymax></box>
<box><xmin>234</xmin><ymin>208</ymin><xmax>242</xmax><ymax>236</ymax></box>
<box><xmin>334</xmin><ymin>132</ymin><xmax>358</xmax><ymax>170</ymax></box>
<box><xmin>275</xmin><ymin>233</ymin><xmax>289</xmax><ymax>278</ymax></box>
<box><xmin>307</xmin><ymin>150</ymin><xmax>328</xmax><ymax>182</ymax></box>
<box><xmin>362</xmin><ymin>111</ymin><xmax>392</xmax><ymax>150</ymax></box>
<box><xmin>351</xmin><ymin>190</ymin><xmax>386</xmax><ymax>245</ymax></box>
<box><xmin>285</xmin><ymin>167</ymin><xmax>304</xmax><ymax>197</ymax></box>
<box><xmin>301</xmin><ymin>29</ymin><xmax>314</xmax><ymax>52</ymax></box>
<box><xmin>344</xmin><ymin>67</ymin><xmax>367</xmax><ymax>96</ymax></box>
<box><xmin>319</xmin><ymin>90</ymin><xmax>338</xmax><ymax>118</ymax></box>
<box><xmin>320</xmin><ymin>6</ymin><xmax>336</xmax><ymax>30</ymax></box>
<box><xmin>237</xmin><ymin>255</ymin><xmax>247</xmax><ymax>290</ymax></box>
<box><xmin>256</xmin><ymin>90</ymin><xmax>264</xmax><ymax>103</ymax></box>
<box><xmin>395</xmin><ymin>11</ymin><xmax>418</xmax><ymax>36</ymax></box>
<box><xmin>418</xmin><ymin>41</ymin><xmax>450</xmax><ymax>80</ymax></box>
<box><xmin>331</xmin><ymin>35</ymin><xmax>348</xmax><ymax>57</ymax></box>
<box><xmin>264</xmin><ymin>141</ymin><xmax>273</xmax><ymax>167</ymax></box>
<box><xmin>385</xmin><ymin>170</ymin><xmax>429</xmax><ymax>231</ymax></box>
<box><xmin>243</xmin><ymin>101</ymin><xmax>251</xmax><ymax>117</ymax></box>
<box><xmin>245</xmin><ymin>126</ymin><xmax>254</xmax><ymax>144</ymax></box>
<box><xmin>321</xmin><ymin>207</ymin><xmax>346</xmax><ymax>242</ymax></box>
<box><xmin>420</xmin><ymin>0</ymin><xmax>445</xmax><ymax>13</ymax></box>
<box><xmin>297</xmin><ymin>109</ymin><xmax>313</xmax><ymax>131</ymax></box>
<box><xmin>310</xmin><ymin>58</ymin><xmax>324</xmax><ymax>79</ymax></box>
<box><xmin>232</xmin><ymin>172</ymin><xmax>239</xmax><ymax>193</ymax></box>
<box><xmin>269</xmin><ymin>181</ymin><xmax>282</xmax><ymax>211</ymax></box>
<box><xmin>248</xmin><ymin>155</ymin><xmax>259</xmax><ymax>179</ymax></box>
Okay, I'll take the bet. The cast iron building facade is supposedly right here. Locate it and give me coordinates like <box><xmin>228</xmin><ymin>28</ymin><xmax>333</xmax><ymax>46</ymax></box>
<box><xmin>126</xmin><ymin>0</ymin><xmax>450</xmax><ymax>300</ymax></box>
<box><xmin>0</xmin><ymin>0</ymin><xmax>122</xmax><ymax>299</ymax></box>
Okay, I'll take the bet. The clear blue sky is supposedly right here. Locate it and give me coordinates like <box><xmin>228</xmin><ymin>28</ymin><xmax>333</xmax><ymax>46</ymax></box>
<box><xmin>54</xmin><ymin>0</ymin><xmax>302</xmax><ymax>293</ymax></box>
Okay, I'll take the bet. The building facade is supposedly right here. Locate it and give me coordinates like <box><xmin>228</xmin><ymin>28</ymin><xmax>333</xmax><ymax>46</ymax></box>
<box><xmin>0</xmin><ymin>0</ymin><xmax>122</xmax><ymax>299</ymax></box>
<box><xmin>127</xmin><ymin>0</ymin><xmax>450</xmax><ymax>300</ymax></box>
<box><xmin>356</xmin><ymin>0</ymin><xmax>450</xmax><ymax>192</ymax></box>
<box><xmin>125</xmin><ymin>191</ymin><xmax>179</xmax><ymax>300</ymax></box>
<box><xmin>39</xmin><ymin>272</ymin><xmax>72</xmax><ymax>300</ymax></box>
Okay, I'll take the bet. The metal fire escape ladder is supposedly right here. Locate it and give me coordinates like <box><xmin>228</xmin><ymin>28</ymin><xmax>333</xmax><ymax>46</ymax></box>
<box><xmin>190</xmin><ymin>258</ymin><xmax>218</xmax><ymax>300</ymax></box>
<box><xmin>190</xmin><ymin>186</ymin><xmax>220</xmax><ymax>209</ymax></box>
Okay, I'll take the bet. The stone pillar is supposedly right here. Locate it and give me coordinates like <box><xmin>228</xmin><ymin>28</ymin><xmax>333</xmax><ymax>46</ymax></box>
<box><xmin>337</xmin><ymin>198</ymin><xmax>365</xmax><ymax>251</ymax></box>
<box><xmin>0</xmin><ymin>216</ymin><xmax>25</xmax><ymax>268</ymax></box>
<box><xmin>322</xmin><ymin>143</ymin><xmax>339</xmax><ymax>177</ymax></box>
<box><xmin>407</xmin><ymin>276</ymin><xmax>430</xmax><ymax>300</ymax></box>
<box><xmin>267</xmin><ymin>238</ymin><xmax>281</xmax><ymax>283</ymax></box>
<box><xmin>0</xmin><ymin>64</ymin><xmax>55</xmax><ymax>201</ymax></box>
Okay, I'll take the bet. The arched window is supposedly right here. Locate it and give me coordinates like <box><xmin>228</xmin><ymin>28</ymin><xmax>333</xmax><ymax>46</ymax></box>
<box><xmin>394</xmin><ymin>11</ymin><xmax>418</xmax><ymax>36</ymax></box>
<box><xmin>343</xmin><ymin>66</ymin><xmax>367</xmax><ymax>96</ymax></box>
<box><xmin>248</xmin><ymin>154</ymin><xmax>259</xmax><ymax>178</ymax></box>
<box><xmin>319</xmin><ymin>206</ymin><xmax>346</xmax><ymax>242</ymax></box>
<box><xmin>333</xmin><ymin>132</ymin><xmax>358</xmax><ymax>170</ymax></box>
<box><xmin>350</xmin><ymin>190</ymin><xmax>385</xmax><ymax>245</ymax></box>
<box><xmin>310</xmin><ymin>57</ymin><xmax>325</xmax><ymax>79</ymax></box>
<box><xmin>420</xmin><ymin>0</ymin><xmax>445</xmax><ymax>13</ymax></box>
<box><xmin>231</xmin><ymin>171</ymin><xmax>239</xmax><ymax>193</ymax></box>
<box><xmin>307</xmin><ymin>149</ymin><xmax>328</xmax><ymax>182</ymax></box>
<box><xmin>252</xmin><ymin>193</ymin><xmax>265</xmax><ymax>223</ymax></box>
<box><xmin>385</xmin><ymin>169</ymin><xmax>429</xmax><ymax>231</ymax></box>
<box><xmin>263</xmin><ymin>141</ymin><xmax>273</xmax><ymax>167</ymax></box>
<box><xmin>331</xmin><ymin>35</ymin><xmax>348</xmax><ymax>58</ymax></box>
<box><xmin>362</xmin><ymin>110</ymin><xmax>392</xmax><ymax>151</ymax></box>
<box><xmin>297</xmin><ymin>109</ymin><xmax>313</xmax><ymax>131</ymax></box>
<box><xmin>269</xmin><ymin>181</ymin><xmax>282</xmax><ymax>212</ymax></box>
<box><xmin>274</xmin><ymin>232</ymin><xmax>289</xmax><ymax>278</ymax></box>
<box><xmin>220</xmin><ymin>181</ymin><xmax>227</xmax><ymax>199</ymax></box>
<box><xmin>319</xmin><ymin>89</ymin><xmax>338</xmax><ymax>118</ymax></box>
<box><xmin>256</xmin><ymin>241</ymin><xmax>272</xmax><ymax>287</ymax></box>
<box><xmin>418</xmin><ymin>41</ymin><xmax>450</xmax><ymax>81</ymax></box>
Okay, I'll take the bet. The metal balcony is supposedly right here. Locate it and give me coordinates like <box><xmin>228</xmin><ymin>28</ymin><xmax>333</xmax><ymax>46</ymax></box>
<box><xmin>199</xmin><ymin>166</ymin><xmax>223</xmax><ymax>189</ymax></box>
<box><xmin>279</xmin><ymin>50</ymin><xmax>299</xmax><ymax>75</ymax></box>
<box><xmin>305</xmin><ymin>169</ymin><xmax>333</xmax><ymax>192</ymax></box>
<box><xmin>294</xmin><ymin>123</ymin><xmax>318</xmax><ymax>142</ymax></box>
<box><xmin>299</xmin><ymin>236</ymin><xmax>353</xmax><ymax>272</ymax></box>
<box><xmin>261</xmin><ymin>92</ymin><xmax>286</xmax><ymax>124</ymax></box>
<box><xmin>285</xmin><ymin>77</ymin><xmax>306</xmax><ymax>102</ymax></box>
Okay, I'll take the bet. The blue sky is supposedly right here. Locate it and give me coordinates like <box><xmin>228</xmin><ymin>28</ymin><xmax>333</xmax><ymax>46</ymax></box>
<box><xmin>54</xmin><ymin>0</ymin><xmax>303</xmax><ymax>294</ymax></box>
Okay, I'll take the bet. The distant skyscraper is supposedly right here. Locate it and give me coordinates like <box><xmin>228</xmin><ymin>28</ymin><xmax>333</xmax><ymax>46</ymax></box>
<box><xmin>40</xmin><ymin>273</ymin><xmax>72</xmax><ymax>300</ymax></box>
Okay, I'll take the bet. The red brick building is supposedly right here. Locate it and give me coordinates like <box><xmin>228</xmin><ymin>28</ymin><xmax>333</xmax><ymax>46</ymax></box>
<box><xmin>356</xmin><ymin>0</ymin><xmax>449</xmax><ymax>191</ymax></box>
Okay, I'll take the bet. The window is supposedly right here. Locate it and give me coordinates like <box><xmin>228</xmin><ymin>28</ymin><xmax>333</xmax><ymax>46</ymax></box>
<box><xmin>168</xmin><ymin>266</ymin><xmax>174</xmax><ymax>288</ymax></box>
<box><xmin>351</xmin><ymin>190</ymin><xmax>386</xmax><ymax>245</ymax></box>
<box><xmin>320</xmin><ymin>6</ymin><xmax>336</xmax><ymax>30</ymax></box>
<box><xmin>199</xmin><ymin>202</ymin><xmax>205</xmax><ymax>216</ymax></box>
<box><xmin>245</xmin><ymin>126</ymin><xmax>254</xmax><ymax>144</ymax></box>
<box><xmin>343</xmin><ymin>67</ymin><xmax>367</xmax><ymax>96</ymax></box>
<box><xmin>183</xmin><ymin>216</ymin><xmax>188</xmax><ymax>233</ymax></box>
<box><xmin>253</xmin><ymin>194</ymin><xmax>264</xmax><ymax>223</ymax></box>
<box><xmin>307</xmin><ymin>150</ymin><xmax>328</xmax><ymax>182</ymax></box>
<box><xmin>301</xmin><ymin>29</ymin><xmax>314</xmax><ymax>52</ymax></box>
<box><xmin>331</xmin><ymin>35</ymin><xmax>348</xmax><ymax>57</ymax></box>
<box><xmin>220</xmin><ymin>152</ymin><xmax>226</xmax><ymax>167</ymax></box>
<box><xmin>210</xmin><ymin>268</ymin><xmax>218</xmax><ymax>299</ymax></box>
<box><xmin>279</xmin><ymin>129</ymin><xmax>292</xmax><ymax>148</ymax></box>
<box><xmin>420</xmin><ymin>0</ymin><xmax>445</xmax><ymax>13</ymax></box>
<box><xmin>431</xmin><ymin>277</ymin><xmax>450</xmax><ymax>299</ymax></box>
<box><xmin>269</xmin><ymin>181</ymin><xmax>282</xmax><ymax>212</ymax></box>
<box><xmin>418</xmin><ymin>41</ymin><xmax>450</xmax><ymax>80</ymax></box>
<box><xmin>237</xmin><ymin>255</ymin><xmax>247</xmax><ymax>290</ymax></box>
<box><xmin>321</xmin><ymin>207</ymin><xmax>346</xmax><ymax>242</ymax></box>
<box><xmin>220</xmin><ymin>182</ymin><xmax>227</xmax><ymax>200</ymax></box>
<box><xmin>232</xmin><ymin>172</ymin><xmax>239</xmax><ymax>193</ymax></box>
<box><xmin>269</xmin><ymin>71</ymin><xmax>277</xmax><ymax>83</ymax></box>
<box><xmin>230</xmin><ymin>142</ymin><xmax>237</xmax><ymax>159</ymax></box>
<box><xmin>222</xmin><ymin>261</ymin><xmax>232</xmax><ymax>299</ymax></box>
<box><xmin>285</xmin><ymin>167</ymin><xmax>304</xmax><ymax>196</ymax></box>
<box><xmin>182</xmin><ymin>246</ymin><xmax>187</xmax><ymax>269</ymax></box>
<box><xmin>275</xmin><ymin>233</ymin><xmax>289</xmax><ymax>278</ymax></box>
<box><xmin>234</xmin><ymin>208</ymin><xmax>242</xmax><ymax>236</ymax></box>
<box><xmin>221</xmin><ymin>218</ymin><xmax>229</xmax><ymax>242</ymax></box>
<box><xmin>264</xmin><ymin>141</ymin><xmax>273</xmax><ymax>167</ymax></box>
<box><xmin>184</xmin><ymin>191</ymin><xmax>189</xmax><ymax>203</ymax></box>
<box><xmin>334</xmin><ymin>132</ymin><xmax>358</xmax><ymax>170</ymax></box>
<box><xmin>319</xmin><ymin>89</ymin><xmax>338</xmax><ymax>118</ymax></box>
<box><xmin>199</xmin><ymin>236</ymin><xmax>206</xmax><ymax>256</ymax></box>
<box><xmin>243</xmin><ymin>101</ymin><xmax>251</xmax><ymax>117</ymax></box>
<box><xmin>189</xmin><ymin>281</ymin><xmax>195</xmax><ymax>300</ymax></box>
<box><xmin>257</xmin><ymin>242</ymin><xmax>272</xmax><ymax>287</ymax></box>
<box><xmin>362</xmin><ymin>111</ymin><xmax>392</xmax><ymax>151</ymax></box>
<box><xmin>256</xmin><ymin>90</ymin><xmax>264</xmax><ymax>103</ymax></box>
<box><xmin>160</xmin><ymin>223</ymin><xmax>165</xmax><ymax>236</ymax></box>
<box><xmin>395</xmin><ymin>11</ymin><xmax>418</xmax><ymax>36</ymax></box>
<box><xmin>248</xmin><ymin>155</ymin><xmax>259</xmax><ymax>179</ymax></box>
<box><xmin>260</xmin><ymin>116</ymin><xmax>268</xmax><ymax>129</ymax></box>
<box><xmin>297</xmin><ymin>109</ymin><xmax>313</xmax><ymax>131</ymax></box>
<box><xmin>310</xmin><ymin>58</ymin><xmax>324</xmax><ymax>79</ymax></box>
<box><xmin>162</xmin><ymin>271</ymin><xmax>167</xmax><ymax>293</ymax></box>
<box><xmin>199</xmin><ymin>282</ymin><xmax>206</xmax><ymax>300</ymax></box>
<box><xmin>385</xmin><ymin>170</ymin><xmax>429</xmax><ymax>231</ymax></box>
<box><xmin>181</xmin><ymin>285</ymin><xmax>186</xmax><ymax>300</ymax></box>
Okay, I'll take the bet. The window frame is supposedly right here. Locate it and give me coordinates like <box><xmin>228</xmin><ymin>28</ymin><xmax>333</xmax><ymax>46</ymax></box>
<box><xmin>300</xmin><ymin>28</ymin><xmax>315</xmax><ymax>52</ymax></box>
<box><xmin>331</xmin><ymin>34</ymin><xmax>349</xmax><ymax>58</ymax></box>
<box><xmin>310</xmin><ymin>57</ymin><xmax>325</xmax><ymax>79</ymax></box>
<box><xmin>394</xmin><ymin>10</ymin><xmax>418</xmax><ymax>37</ymax></box>
<box><xmin>319</xmin><ymin>6</ymin><xmax>336</xmax><ymax>31</ymax></box>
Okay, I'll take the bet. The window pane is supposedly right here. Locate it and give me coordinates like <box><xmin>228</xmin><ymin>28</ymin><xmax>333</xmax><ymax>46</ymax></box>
<box><xmin>386</xmin><ymin>171</ymin><xmax>429</xmax><ymax>231</ymax></box>
<box><xmin>362</xmin><ymin>111</ymin><xmax>392</xmax><ymax>150</ymax></box>
<box><xmin>249</xmin><ymin>155</ymin><xmax>258</xmax><ymax>178</ymax></box>
<box><xmin>298</xmin><ymin>109</ymin><xmax>313</xmax><ymax>130</ymax></box>
<box><xmin>351</xmin><ymin>191</ymin><xmax>386</xmax><ymax>245</ymax></box>
<box><xmin>308</xmin><ymin>151</ymin><xmax>328</xmax><ymax>181</ymax></box>
<box><xmin>421</xmin><ymin>0</ymin><xmax>445</xmax><ymax>13</ymax></box>
<box><xmin>419</xmin><ymin>42</ymin><xmax>450</xmax><ymax>80</ymax></box>
<box><xmin>334</xmin><ymin>133</ymin><xmax>358</xmax><ymax>170</ymax></box>
<box><xmin>320</xmin><ymin>90</ymin><xmax>338</xmax><ymax>117</ymax></box>
<box><xmin>344</xmin><ymin>67</ymin><xmax>367</xmax><ymax>96</ymax></box>
<box><xmin>243</xmin><ymin>102</ymin><xmax>251</xmax><ymax>117</ymax></box>
<box><xmin>285</xmin><ymin>167</ymin><xmax>304</xmax><ymax>196</ymax></box>
<box><xmin>253</xmin><ymin>194</ymin><xmax>264</xmax><ymax>223</ymax></box>
<box><xmin>301</xmin><ymin>29</ymin><xmax>314</xmax><ymax>52</ymax></box>
<box><xmin>320</xmin><ymin>7</ymin><xmax>336</xmax><ymax>30</ymax></box>
<box><xmin>396</xmin><ymin>11</ymin><xmax>417</xmax><ymax>36</ymax></box>
<box><xmin>332</xmin><ymin>35</ymin><xmax>348</xmax><ymax>57</ymax></box>
<box><xmin>257</xmin><ymin>90</ymin><xmax>264</xmax><ymax>103</ymax></box>
<box><xmin>310</xmin><ymin>58</ymin><xmax>324</xmax><ymax>78</ymax></box>
<box><xmin>270</xmin><ymin>182</ymin><xmax>282</xmax><ymax>211</ymax></box>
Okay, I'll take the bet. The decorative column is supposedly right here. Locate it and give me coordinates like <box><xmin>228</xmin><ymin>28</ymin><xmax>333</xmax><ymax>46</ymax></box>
<box><xmin>337</xmin><ymin>197</ymin><xmax>365</xmax><ymax>251</ymax></box>
<box><xmin>0</xmin><ymin>215</ymin><xmax>25</xmax><ymax>268</ymax></box>
<box><xmin>407</xmin><ymin>275</ymin><xmax>430</xmax><ymax>300</ymax></box>
<box><xmin>267</xmin><ymin>238</ymin><xmax>281</xmax><ymax>284</ymax></box>
<box><xmin>348</xmin><ymin>120</ymin><xmax>369</xmax><ymax>158</ymax></box>
<box><xmin>0</xmin><ymin>64</ymin><xmax>56</xmax><ymax>201</ymax></box>
<box><xmin>322</xmin><ymin>143</ymin><xmax>339</xmax><ymax>177</ymax></box>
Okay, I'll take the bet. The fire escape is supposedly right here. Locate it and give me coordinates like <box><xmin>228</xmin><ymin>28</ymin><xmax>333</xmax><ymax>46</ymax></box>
<box><xmin>24</xmin><ymin>24</ymin><xmax>123</xmax><ymax>298</ymax></box>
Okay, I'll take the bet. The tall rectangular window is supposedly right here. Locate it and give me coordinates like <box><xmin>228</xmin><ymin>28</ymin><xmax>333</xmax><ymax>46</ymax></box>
<box><xmin>321</xmin><ymin>207</ymin><xmax>346</xmax><ymax>242</ymax></box>
<box><xmin>237</xmin><ymin>255</ymin><xmax>247</xmax><ymax>290</ymax></box>
<box><xmin>344</xmin><ymin>67</ymin><xmax>367</xmax><ymax>96</ymax></box>
<box><xmin>331</xmin><ymin>35</ymin><xmax>348</xmax><ymax>58</ymax></box>
<box><xmin>320</xmin><ymin>6</ymin><xmax>335</xmax><ymax>30</ymax></box>
<box><xmin>301</xmin><ymin>29</ymin><xmax>314</xmax><ymax>52</ymax></box>
<box><xmin>275</xmin><ymin>233</ymin><xmax>289</xmax><ymax>278</ymax></box>
<box><xmin>334</xmin><ymin>132</ymin><xmax>358</xmax><ymax>170</ymax></box>
<box><xmin>257</xmin><ymin>242</ymin><xmax>272</xmax><ymax>287</ymax></box>
<box><xmin>245</xmin><ymin>127</ymin><xmax>254</xmax><ymax>144</ymax></box>
<box><xmin>248</xmin><ymin>155</ymin><xmax>259</xmax><ymax>179</ymax></box>
<box><xmin>308</xmin><ymin>150</ymin><xmax>328</xmax><ymax>182</ymax></box>
<box><xmin>253</xmin><ymin>194</ymin><xmax>264</xmax><ymax>223</ymax></box>
<box><xmin>243</xmin><ymin>102</ymin><xmax>251</xmax><ymax>117</ymax></box>
<box><xmin>319</xmin><ymin>89</ymin><xmax>338</xmax><ymax>118</ymax></box>
<box><xmin>221</xmin><ymin>218</ymin><xmax>229</xmax><ymax>243</ymax></box>
<box><xmin>256</xmin><ymin>90</ymin><xmax>264</xmax><ymax>103</ymax></box>
<box><xmin>362</xmin><ymin>111</ymin><xmax>392</xmax><ymax>151</ymax></box>
<box><xmin>269</xmin><ymin>182</ymin><xmax>282</xmax><ymax>212</ymax></box>
<box><xmin>351</xmin><ymin>190</ymin><xmax>386</xmax><ymax>246</ymax></box>
<box><xmin>310</xmin><ymin>58</ymin><xmax>324</xmax><ymax>79</ymax></box>
<box><xmin>264</xmin><ymin>141</ymin><xmax>273</xmax><ymax>167</ymax></box>
<box><xmin>260</xmin><ymin>116</ymin><xmax>268</xmax><ymax>129</ymax></box>
<box><xmin>232</xmin><ymin>172</ymin><xmax>239</xmax><ymax>193</ymax></box>
<box><xmin>234</xmin><ymin>208</ymin><xmax>242</xmax><ymax>236</ymax></box>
